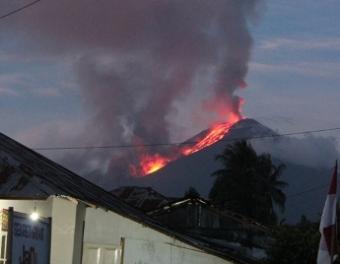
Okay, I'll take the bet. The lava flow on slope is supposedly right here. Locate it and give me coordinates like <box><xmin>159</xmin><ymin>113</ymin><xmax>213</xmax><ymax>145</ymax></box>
<box><xmin>130</xmin><ymin>113</ymin><xmax>243</xmax><ymax>177</ymax></box>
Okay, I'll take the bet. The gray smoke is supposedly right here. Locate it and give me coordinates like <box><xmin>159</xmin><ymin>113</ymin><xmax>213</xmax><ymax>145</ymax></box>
<box><xmin>4</xmin><ymin>0</ymin><xmax>262</xmax><ymax>184</ymax></box>
<box><xmin>253</xmin><ymin>135</ymin><xmax>339</xmax><ymax>169</ymax></box>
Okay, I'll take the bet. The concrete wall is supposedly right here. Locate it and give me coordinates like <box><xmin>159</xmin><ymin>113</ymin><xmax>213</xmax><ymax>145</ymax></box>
<box><xmin>83</xmin><ymin>207</ymin><xmax>233</xmax><ymax>264</ymax></box>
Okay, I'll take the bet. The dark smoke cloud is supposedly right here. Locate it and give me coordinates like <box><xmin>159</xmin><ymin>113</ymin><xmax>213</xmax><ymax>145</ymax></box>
<box><xmin>4</xmin><ymin>0</ymin><xmax>262</xmax><ymax>185</ymax></box>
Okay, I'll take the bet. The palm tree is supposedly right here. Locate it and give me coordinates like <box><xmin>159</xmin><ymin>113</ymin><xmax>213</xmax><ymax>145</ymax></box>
<box><xmin>209</xmin><ymin>140</ymin><xmax>287</xmax><ymax>225</ymax></box>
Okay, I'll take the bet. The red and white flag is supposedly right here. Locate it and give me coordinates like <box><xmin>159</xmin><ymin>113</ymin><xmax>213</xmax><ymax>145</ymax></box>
<box><xmin>317</xmin><ymin>161</ymin><xmax>338</xmax><ymax>264</ymax></box>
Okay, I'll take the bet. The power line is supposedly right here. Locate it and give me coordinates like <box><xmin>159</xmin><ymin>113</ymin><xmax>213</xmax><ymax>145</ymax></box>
<box><xmin>34</xmin><ymin>123</ymin><xmax>239</xmax><ymax>151</ymax></box>
<box><xmin>0</xmin><ymin>0</ymin><xmax>42</xmax><ymax>20</ymax></box>
<box><xmin>33</xmin><ymin>125</ymin><xmax>340</xmax><ymax>151</ymax></box>
<box><xmin>286</xmin><ymin>184</ymin><xmax>329</xmax><ymax>199</ymax></box>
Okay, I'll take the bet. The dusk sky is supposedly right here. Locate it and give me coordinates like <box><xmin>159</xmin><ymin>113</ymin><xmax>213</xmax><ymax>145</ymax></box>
<box><xmin>0</xmin><ymin>0</ymin><xmax>339</xmax><ymax>181</ymax></box>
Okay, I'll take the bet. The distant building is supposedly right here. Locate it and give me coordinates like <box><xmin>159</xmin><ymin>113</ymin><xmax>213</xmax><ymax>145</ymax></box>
<box><xmin>112</xmin><ymin>186</ymin><xmax>171</xmax><ymax>212</ymax></box>
<box><xmin>115</xmin><ymin>188</ymin><xmax>271</xmax><ymax>261</ymax></box>
<box><xmin>0</xmin><ymin>132</ymin><xmax>258</xmax><ymax>264</ymax></box>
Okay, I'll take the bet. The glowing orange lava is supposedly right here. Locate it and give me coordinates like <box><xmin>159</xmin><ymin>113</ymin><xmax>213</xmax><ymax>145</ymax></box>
<box><xmin>130</xmin><ymin>153</ymin><xmax>171</xmax><ymax>176</ymax></box>
<box><xmin>130</xmin><ymin>113</ymin><xmax>243</xmax><ymax>177</ymax></box>
<box><xmin>180</xmin><ymin>114</ymin><xmax>241</xmax><ymax>156</ymax></box>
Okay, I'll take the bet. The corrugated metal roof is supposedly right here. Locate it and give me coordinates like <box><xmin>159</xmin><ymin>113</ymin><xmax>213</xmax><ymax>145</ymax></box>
<box><xmin>0</xmin><ymin>132</ymin><xmax>259</xmax><ymax>264</ymax></box>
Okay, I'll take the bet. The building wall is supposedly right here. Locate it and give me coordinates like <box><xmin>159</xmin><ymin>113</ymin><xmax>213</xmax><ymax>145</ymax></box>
<box><xmin>0</xmin><ymin>197</ymin><xmax>79</xmax><ymax>264</ymax></box>
<box><xmin>83</xmin><ymin>207</ymin><xmax>233</xmax><ymax>264</ymax></box>
<box><xmin>50</xmin><ymin>197</ymin><xmax>78</xmax><ymax>264</ymax></box>
<box><xmin>0</xmin><ymin>198</ymin><xmax>236</xmax><ymax>264</ymax></box>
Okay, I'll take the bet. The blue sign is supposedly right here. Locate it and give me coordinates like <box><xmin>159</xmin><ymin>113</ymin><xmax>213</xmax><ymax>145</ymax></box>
<box><xmin>11</xmin><ymin>211</ymin><xmax>51</xmax><ymax>264</ymax></box>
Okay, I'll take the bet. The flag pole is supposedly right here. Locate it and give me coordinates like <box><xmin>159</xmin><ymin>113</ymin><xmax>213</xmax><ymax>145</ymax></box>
<box><xmin>317</xmin><ymin>160</ymin><xmax>338</xmax><ymax>264</ymax></box>
<box><xmin>331</xmin><ymin>160</ymin><xmax>338</xmax><ymax>264</ymax></box>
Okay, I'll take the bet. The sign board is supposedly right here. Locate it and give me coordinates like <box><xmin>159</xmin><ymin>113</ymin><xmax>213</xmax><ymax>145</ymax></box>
<box><xmin>8</xmin><ymin>209</ymin><xmax>51</xmax><ymax>264</ymax></box>
<box><xmin>2</xmin><ymin>209</ymin><xmax>8</xmax><ymax>231</ymax></box>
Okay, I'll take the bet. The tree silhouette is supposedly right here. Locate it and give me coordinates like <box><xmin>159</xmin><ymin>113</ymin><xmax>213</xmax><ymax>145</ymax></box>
<box><xmin>209</xmin><ymin>140</ymin><xmax>287</xmax><ymax>225</ymax></box>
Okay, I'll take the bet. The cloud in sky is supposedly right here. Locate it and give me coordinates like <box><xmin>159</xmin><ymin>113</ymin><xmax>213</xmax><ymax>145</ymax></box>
<box><xmin>0</xmin><ymin>73</ymin><xmax>64</xmax><ymax>98</ymax></box>
<box><xmin>31</xmin><ymin>87</ymin><xmax>62</xmax><ymax>98</ymax></box>
<box><xmin>253</xmin><ymin>135</ymin><xmax>339</xmax><ymax>169</ymax></box>
<box><xmin>0</xmin><ymin>73</ymin><xmax>26</xmax><ymax>96</ymax></box>
<box><xmin>249</xmin><ymin>61</ymin><xmax>340</xmax><ymax>77</ymax></box>
<box><xmin>258</xmin><ymin>37</ymin><xmax>340</xmax><ymax>51</ymax></box>
<box><xmin>0</xmin><ymin>87</ymin><xmax>18</xmax><ymax>96</ymax></box>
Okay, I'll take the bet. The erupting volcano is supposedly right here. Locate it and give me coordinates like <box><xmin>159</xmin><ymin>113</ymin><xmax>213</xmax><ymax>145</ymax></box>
<box><xmin>105</xmin><ymin>0</ymin><xmax>259</xmax><ymax>178</ymax></box>
<box><xmin>130</xmin><ymin>112</ymin><xmax>243</xmax><ymax>177</ymax></box>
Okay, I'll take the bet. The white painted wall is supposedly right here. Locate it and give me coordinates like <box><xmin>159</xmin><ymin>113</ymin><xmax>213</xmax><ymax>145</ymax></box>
<box><xmin>83</xmin><ymin>208</ymin><xmax>233</xmax><ymax>264</ymax></box>
<box><xmin>50</xmin><ymin>197</ymin><xmax>78</xmax><ymax>264</ymax></box>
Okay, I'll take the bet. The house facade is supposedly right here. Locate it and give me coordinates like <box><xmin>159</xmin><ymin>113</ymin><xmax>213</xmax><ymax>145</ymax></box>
<box><xmin>0</xmin><ymin>132</ymin><xmax>256</xmax><ymax>264</ymax></box>
<box><xmin>0</xmin><ymin>197</ymin><xmax>236</xmax><ymax>264</ymax></box>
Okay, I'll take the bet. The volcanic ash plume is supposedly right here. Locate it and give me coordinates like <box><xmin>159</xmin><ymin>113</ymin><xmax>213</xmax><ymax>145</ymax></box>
<box><xmin>5</xmin><ymin>0</ymin><xmax>262</xmax><ymax>182</ymax></box>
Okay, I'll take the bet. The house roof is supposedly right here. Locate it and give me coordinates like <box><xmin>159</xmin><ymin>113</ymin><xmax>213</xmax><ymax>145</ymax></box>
<box><xmin>111</xmin><ymin>186</ymin><xmax>170</xmax><ymax>212</ymax></box>
<box><xmin>0</xmin><ymin>132</ymin><xmax>260</xmax><ymax>264</ymax></box>
<box><xmin>148</xmin><ymin>197</ymin><xmax>269</xmax><ymax>232</ymax></box>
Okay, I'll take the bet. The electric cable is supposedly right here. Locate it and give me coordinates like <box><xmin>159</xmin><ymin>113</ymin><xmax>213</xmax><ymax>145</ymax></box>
<box><xmin>0</xmin><ymin>0</ymin><xmax>42</xmax><ymax>20</ymax></box>
<box><xmin>32</xmin><ymin>126</ymin><xmax>340</xmax><ymax>151</ymax></box>
<box><xmin>286</xmin><ymin>184</ymin><xmax>329</xmax><ymax>199</ymax></box>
